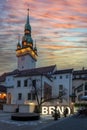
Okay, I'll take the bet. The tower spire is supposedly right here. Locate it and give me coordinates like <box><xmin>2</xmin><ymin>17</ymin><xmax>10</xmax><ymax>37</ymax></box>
<box><xmin>16</xmin><ymin>9</ymin><xmax>37</xmax><ymax>71</ymax></box>
<box><xmin>26</xmin><ymin>8</ymin><xmax>29</xmax><ymax>24</ymax></box>
<box><xmin>25</xmin><ymin>8</ymin><xmax>31</xmax><ymax>31</ymax></box>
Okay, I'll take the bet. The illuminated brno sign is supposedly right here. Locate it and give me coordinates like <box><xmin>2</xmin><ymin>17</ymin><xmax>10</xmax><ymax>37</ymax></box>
<box><xmin>42</xmin><ymin>106</ymin><xmax>71</xmax><ymax>115</ymax></box>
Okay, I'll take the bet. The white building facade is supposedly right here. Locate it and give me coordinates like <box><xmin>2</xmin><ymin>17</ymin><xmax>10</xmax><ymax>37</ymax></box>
<box><xmin>6</xmin><ymin>68</ymin><xmax>54</xmax><ymax>105</ymax></box>
<box><xmin>52</xmin><ymin>69</ymin><xmax>73</xmax><ymax>106</ymax></box>
<box><xmin>4</xmin><ymin>67</ymin><xmax>73</xmax><ymax>107</ymax></box>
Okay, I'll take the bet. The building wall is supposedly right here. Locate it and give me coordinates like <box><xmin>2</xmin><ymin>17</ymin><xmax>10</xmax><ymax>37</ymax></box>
<box><xmin>73</xmin><ymin>79</ymin><xmax>87</xmax><ymax>103</ymax></box>
<box><xmin>6</xmin><ymin>75</ymin><xmax>52</xmax><ymax>105</ymax></box>
<box><xmin>6</xmin><ymin>73</ymin><xmax>73</xmax><ymax>106</ymax></box>
<box><xmin>52</xmin><ymin>73</ymin><xmax>72</xmax><ymax>105</ymax></box>
<box><xmin>5</xmin><ymin>75</ymin><xmax>14</xmax><ymax>87</ymax></box>
<box><xmin>17</xmin><ymin>55</ymin><xmax>36</xmax><ymax>70</ymax></box>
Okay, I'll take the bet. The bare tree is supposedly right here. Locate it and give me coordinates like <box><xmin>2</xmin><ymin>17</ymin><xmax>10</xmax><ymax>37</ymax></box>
<box><xmin>32</xmin><ymin>79</ymin><xmax>67</xmax><ymax>113</ymax></box>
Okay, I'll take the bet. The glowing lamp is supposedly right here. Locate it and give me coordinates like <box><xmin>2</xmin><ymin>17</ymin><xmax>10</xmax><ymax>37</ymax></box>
<box><xmin>23</xmin><ymin>42</ymin><xmax>27</xmax><ymax>46</ymax></box>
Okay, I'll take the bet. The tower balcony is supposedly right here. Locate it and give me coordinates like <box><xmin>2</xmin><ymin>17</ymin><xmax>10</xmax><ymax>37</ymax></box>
<box><xmin>16</xmin><ymin>47</ymin><xmax>37</xmax><ymax>61</ymax></box>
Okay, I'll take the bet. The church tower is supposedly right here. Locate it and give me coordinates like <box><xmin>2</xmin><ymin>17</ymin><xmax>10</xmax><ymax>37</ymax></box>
<box><xmin>16</xmin><ymin>9</ymin><xmax>37</xmax><ymax>71</ymax></box>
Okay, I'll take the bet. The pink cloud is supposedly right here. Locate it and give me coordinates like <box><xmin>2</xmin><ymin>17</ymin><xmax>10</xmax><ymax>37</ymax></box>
<box><xmin>39</xmin><ymin>44</ymin><xmax>87</xmax><ymax>50</ymax></box>
<box><xmin>0</xmin><ymin>0</ymin><xmax>87</xmax><ymax>73</ymax></box>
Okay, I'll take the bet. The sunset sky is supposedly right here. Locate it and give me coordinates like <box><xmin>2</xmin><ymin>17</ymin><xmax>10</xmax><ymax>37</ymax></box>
<box><xmin>0</xmin><ymin>0</ymin><xmax>87</xmax><ymax>74</ymax></box>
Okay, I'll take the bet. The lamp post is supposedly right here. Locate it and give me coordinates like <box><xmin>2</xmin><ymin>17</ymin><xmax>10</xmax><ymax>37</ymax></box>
<box><xmin>70</xmin><ymin>93</ymin><xmax>76</xmax><ymax>114</ymax></box>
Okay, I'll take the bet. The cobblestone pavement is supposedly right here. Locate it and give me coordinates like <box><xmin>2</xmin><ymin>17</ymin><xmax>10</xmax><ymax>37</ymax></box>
<box><xmin>0</xmin><ymin>112</ymin><xmax>87</xmax><ymax>130</ymax></box>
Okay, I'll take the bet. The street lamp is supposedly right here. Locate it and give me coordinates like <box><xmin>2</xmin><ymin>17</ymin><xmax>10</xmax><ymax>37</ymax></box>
<box><xmin>70</xmin><ymin>93</ymin><xmax>76</xmax><ymax>114</ymax></box>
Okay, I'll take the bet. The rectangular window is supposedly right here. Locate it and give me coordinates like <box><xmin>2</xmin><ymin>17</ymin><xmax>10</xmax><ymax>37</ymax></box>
<box><xmin>59</xmin><ymin>91</ymin><xmax>63</xmax><ymax>97</ymax></box>
<box><xmin>24</xmin><ymin>79</ymin><xmax>28</xmax><ymax>87</ymax></box>
<box><xmin>18</xmin><ymin>93</ymin><xmax>22</xmax><ymax>100</ymax></box>
<box><xmin>85</xmin><ymin>92</ymin><xmax>87</xmax><ymax>95</ymax></box>
<box><xmin>17</xmin><ymin>80</ymin><xmax>21</xmax><ymax>87</ymax></box>
<box><xmin>60</xmin><ymin>76</ymin><xmax>62</xmax><ymax>79</ymax></box>
<box><xmin>66</xmin><ymin>75</ymin><xmax>68</xmax><ymax>78</ymax></box>
<box><xmin>59</xmin><ymin>85</ymin><xmax>63</xmax><ymax>91</ymax></box>
<box><xmin>27</xmin><ymin>93</ymin><xmax>31</xmax><ymax>100</ymax></box>
<box><xmin>32</xmin><ymin>80</ymin><xmax>36</xmax><ymax>87</ymax></box>
<box><xmin>85</xmin><ymin>82</ymin><xmax>87</xmax><ymax>90</ymax></box>
<box><xmin>32</xmin><ymin>93</ymin><xmax>36</xmax><ymax>100</ymax></box>
<box><xmin>77</xmin><ymin>85</ymin><xmax>83</xmax><ymax>92</ymax></box>
<box><xmin>78</xmin><ymin>94</ymin><xmax>83</xmax><ymax>101</ymax></box>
